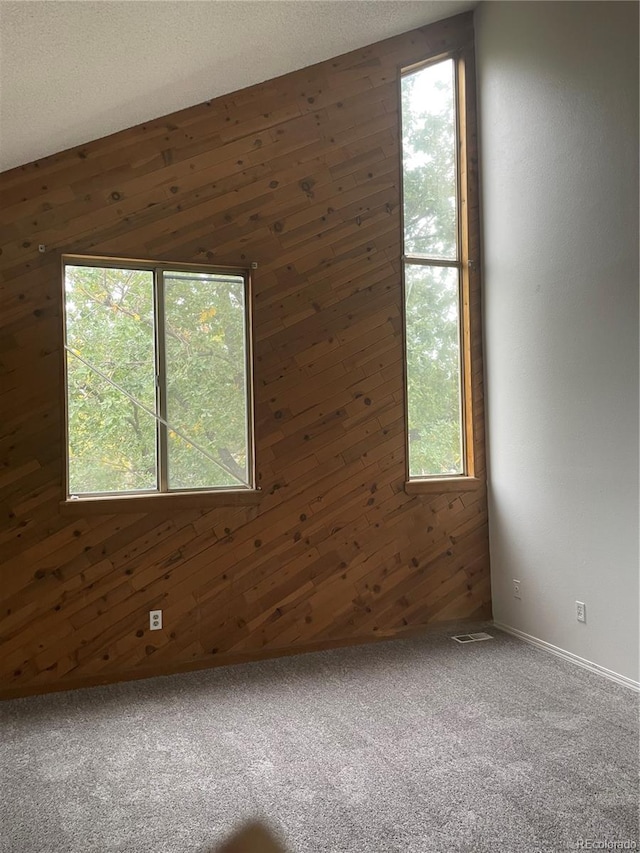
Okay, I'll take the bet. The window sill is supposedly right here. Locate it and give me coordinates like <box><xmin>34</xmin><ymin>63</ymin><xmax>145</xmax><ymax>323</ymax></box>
<box><xmin>59</xmin><ymin>489</ymin><xmax>262</xmax><ymax>515</ymax></box>
<box><xmin>404</xmin><ymin>477</ymin><xmax>483</xmax><ymax>495</ymax></box>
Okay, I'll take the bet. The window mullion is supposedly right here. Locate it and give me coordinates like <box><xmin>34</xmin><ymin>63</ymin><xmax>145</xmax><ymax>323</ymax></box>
<box><xmin>154</xmin><ymin>269</ymin><xmax>169</xmax><ymax>493</ymax></box>
<box><xmin>404</xmin><ymin>256</ymin><xmax>462</xmax><ymax>268</ymax></box>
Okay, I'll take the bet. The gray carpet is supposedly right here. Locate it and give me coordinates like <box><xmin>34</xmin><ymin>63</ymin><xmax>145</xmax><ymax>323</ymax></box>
<box><xmin>1</xmin><ymin>624</ymin><xmax>638</xmax><ymax>853</ymax></box>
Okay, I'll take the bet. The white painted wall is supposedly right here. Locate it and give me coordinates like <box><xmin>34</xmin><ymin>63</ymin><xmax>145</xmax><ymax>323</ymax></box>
<box><xmin>476</xmin><ymin>1</ymin><xmax>639</xmax><ymax>682</ymax></box>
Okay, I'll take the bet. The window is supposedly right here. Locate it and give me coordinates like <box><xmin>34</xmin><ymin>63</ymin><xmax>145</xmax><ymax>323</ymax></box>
<box><xmin>61</xmin><ymin>256</ymin><xmax>255</xmax><ymax>503</ymax></box>
<box><xmin>401</xmin><ymin>52</ymin><xmax>477</xmax><ymax>486</ymax></box>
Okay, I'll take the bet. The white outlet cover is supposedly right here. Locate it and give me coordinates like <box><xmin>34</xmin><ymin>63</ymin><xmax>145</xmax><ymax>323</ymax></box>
<box><xmin>149</xmin><ymin>609</ymin><xmax>163</xmax><ymax>630</ymax></box>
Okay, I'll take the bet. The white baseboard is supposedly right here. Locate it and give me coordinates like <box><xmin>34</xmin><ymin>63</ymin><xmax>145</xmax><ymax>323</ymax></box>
<box><xmin>493</xmin><ymin>622</ymin><xmax>640</xmax><ymax>692</ymax></box>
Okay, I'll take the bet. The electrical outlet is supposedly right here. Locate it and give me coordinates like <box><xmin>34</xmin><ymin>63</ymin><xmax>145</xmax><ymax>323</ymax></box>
<box><xmin>513</xmin><ymin>579</ymin><xmax>521</xmax><ymax>599</ymax></box>
<box><xmin>149</xmin><ymin>609</ymin><xmax>162</xmax><ymax>631</ymax></box>
<box><xmin>576</xmin><ymin>601</ymin><xmax>586</xmax><ymax>623</ymax></box>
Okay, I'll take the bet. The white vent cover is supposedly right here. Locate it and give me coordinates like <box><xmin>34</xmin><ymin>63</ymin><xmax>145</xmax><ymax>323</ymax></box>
<box><xmin>451</xmin><ymin>632</ymin><xmax>493</xmax><ymax>644</ymax></box>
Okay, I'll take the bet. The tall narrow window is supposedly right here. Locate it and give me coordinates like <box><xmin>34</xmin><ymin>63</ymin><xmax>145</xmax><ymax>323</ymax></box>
<box><xmin>62</xmin><ymin>256</ymin><xmax>255</xmax><ymax>500</ymax></box>
<box><xmin>401</xmin><ymin>55</ymin><xmax>473</xmax><ymax>482</ymax></box>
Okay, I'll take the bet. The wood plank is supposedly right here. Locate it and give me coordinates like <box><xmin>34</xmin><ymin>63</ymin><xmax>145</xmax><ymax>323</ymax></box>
<box><xmin>0</xmin><ymin>11</ymin><xmax>489</xmax><ymax>698</ymax></box>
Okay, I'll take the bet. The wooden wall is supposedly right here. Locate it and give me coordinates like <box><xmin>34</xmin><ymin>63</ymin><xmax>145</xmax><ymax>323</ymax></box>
<box><xmin>0</xmin><ymin>12</ymin><xmax>490</xmax><ymax>699</ymax></box>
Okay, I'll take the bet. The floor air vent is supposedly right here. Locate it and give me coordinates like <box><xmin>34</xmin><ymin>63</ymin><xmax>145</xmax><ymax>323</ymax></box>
<box><xmin>452</xmin><ymin>632</ymin><xmax>493</xmax><ymax>644</ymax></box>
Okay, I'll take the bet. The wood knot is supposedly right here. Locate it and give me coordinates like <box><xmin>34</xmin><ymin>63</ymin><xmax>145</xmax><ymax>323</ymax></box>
<box><xmin>299</xmin><ymin>179</ymin><xmax>315</xmax><ymax>196</ymax></box>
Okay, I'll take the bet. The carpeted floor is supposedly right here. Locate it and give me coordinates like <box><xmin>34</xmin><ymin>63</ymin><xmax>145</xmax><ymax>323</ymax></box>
<box><xmin>1</xmin><ymin>624</ymin><xmax>638</xmax><ymax>853</ymax></box>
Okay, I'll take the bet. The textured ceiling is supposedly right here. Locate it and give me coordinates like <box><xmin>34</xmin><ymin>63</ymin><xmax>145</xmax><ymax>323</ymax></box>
<box><xmin>0</xmin><ymin>0</ymin><xmax>474</xmax><ymax>172</ymax></box>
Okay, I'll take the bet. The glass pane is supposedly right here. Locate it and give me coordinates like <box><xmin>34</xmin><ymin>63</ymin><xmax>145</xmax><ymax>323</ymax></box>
<box><xmin>163</xmin><ymin>271</ymin><xmax>249</xmax><ymax>490</ymax></box>
<box><xmin>401</xmin><ymin>59</ymin><xmax>458</xmax><ymax>260</ymax></box>
<box><xmin>405</xmin><ymin>264</ymin><xmax>463</xmax><ymax>477</ymax></box>
<box><xmin>64</xmin><ymin>265</ymin><xmax>157</xmax><ymax>494</ymax></box>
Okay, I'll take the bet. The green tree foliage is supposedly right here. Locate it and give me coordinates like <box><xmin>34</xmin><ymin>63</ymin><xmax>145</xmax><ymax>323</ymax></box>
<box><xmin>163</xmin><ymin>272</ymin><xmax>248</xmax><ymax>489</ymax></box>
<box><xmin>64</xmin><ymin>265</ymin><xmax>249</xmax><ymax>495</ymax></box>
<box><xmin>405</xmin><ymin>266</ymin><xmax>462</xmax><ymax>476</ymax></box>
<box><xmin>401</xmin><ymin>59</ymin><xmax>464</xmax><ymax>476</ymax></box>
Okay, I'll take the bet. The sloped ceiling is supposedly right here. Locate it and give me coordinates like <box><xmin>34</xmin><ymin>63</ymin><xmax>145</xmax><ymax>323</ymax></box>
<box><xmin>0</xmin><ymin>0</ymin><xmax>474</xmax><ymax>172</ymax></box>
